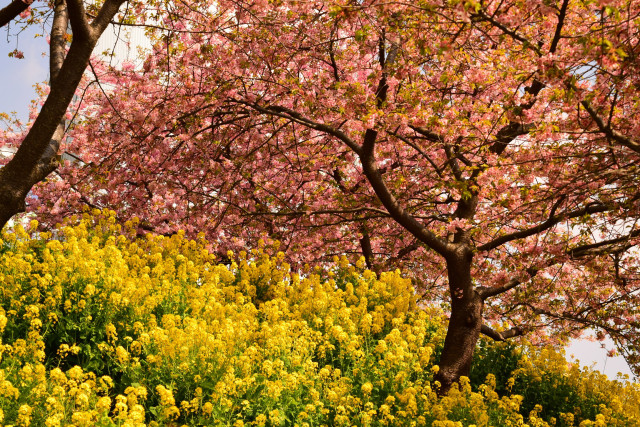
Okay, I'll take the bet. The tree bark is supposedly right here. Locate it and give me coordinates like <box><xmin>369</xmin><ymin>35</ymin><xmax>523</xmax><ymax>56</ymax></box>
<box><xmin>0</xmin><ymin>0</ymin><xmax>29</xmax><ymax>28</ymax></box>
<box><xmin>435</xmin><ymin>245</ymin><xmax>483</xmax><ymax>395</ymax></box>
<box><xmin>36</xmin><ymin>0</ymin><xmax>68</xmax><ymax>172</ymax></box>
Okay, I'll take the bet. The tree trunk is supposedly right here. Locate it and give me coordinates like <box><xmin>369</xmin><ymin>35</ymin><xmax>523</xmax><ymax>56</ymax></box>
<box><xmin>435</xmin><ymin>246</ymin><xmax>483</xmax><ymax>395</ymax></box>
<box><xmin>0</xmin><ymin>185</ymin><xmax>27</xmax><ymax>228</ymax></box>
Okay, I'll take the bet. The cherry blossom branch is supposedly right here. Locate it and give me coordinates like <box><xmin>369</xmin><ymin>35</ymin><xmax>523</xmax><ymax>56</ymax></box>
<box><xmin>328</xmin><ymin>25</ymin><xmax>340</xmax><ymax>82</ymax></box>
<box><xmin>580</xmin><ymin>99</ymin><xmax>640</xmax><ymax>154</ymax></box>
<box><xmin>244</xmin><ymin>207</ymin><xmax>390</xmax><ymax>217</ymax></box>
<box><xmin>478</xmin><ymin>264</ymin><xmax>542</xmax><ymax>300</ymax></box>
<box><xmin>0</xmin><ymin>0</ymin><xmax>29</xmax><ymax>28</ymax></box>
<box><xmin>478</xmin><ymin>200</ymin><xmax>609</xmax><ymax>252</ymax></box>
<box><xmin>409</xmin><ymin>126</ymin><xmax>443</xmax><ymax>143</ymax></box>
<box><xmin>382</xmin><ymin>241</ymin><xmax>421</xmax><ymax>271</ymax></box>
<box><xmin>360</xmin><ymin>129</ymin><xmax>452</xmax><ymax>256</ymax></box>
<box><xmin>409</xmin><ymin>127</ymin><xmax>476</xmax><ymax>183</ymax></box>
<box><xmin>471</xmin><ymin>1</ymin><xmax>573</xmax><ymax>157</ymax></box>
<box><xmin>474</xmin><ymin>0</ymin><xmax>567</xmax><ymax>57</ymax></box>
<box><xmin>413</xmin><ymin>90</ymin><xmax>537</xmax><ymax>161</ymax></box>
<box><xmin>239</xmin><ymin>102</ymin><xmax>362</xmax><ymax>156</ymax></box>
<box><xmin>471</xmin><ymin>10</ymin><xmax>543</xmax><ymax>56</ymax></box>
<box><xmin>482</xmin><ymin>227</ymin><xmax>640</xmax><ymax>300</ymax></box>
<box><xmin>530</xmin><ymin>305</ymin><xmax>628</xmax><ymax>340</ymax></box>
<box><xmin>388</xmin><ymin>130</ymin><xmax>444</xmax><ymax>178</ymax></box>
<box><xmin>442</xmin><ymin>141</ymin><xmax>463</xmax><ymax>181</ymax></box>
<box><xmin>375</xmin><ymin>29</ymin><xmax>399</xmax><ymax>108</ymax></box>
<box><xmin>475</xmin><ymin>0</ymin><xmax>638</xmax><ymax>158</ymax></box>
<box><xmin>568</xmin><ymin>228</ymin><xmax>640</xmax><ymax>258</ymax></box>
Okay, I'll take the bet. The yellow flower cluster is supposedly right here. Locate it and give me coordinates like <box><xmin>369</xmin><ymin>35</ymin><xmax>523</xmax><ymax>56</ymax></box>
<box><xmin>0</xmin><ymin>210</ymin><xmax>638</xmax><ymax>426</ymax></box>
<box><xmin>507</xmin><ymin>345</ymin><xmax>640</xmax><ymax>426</ymax></box>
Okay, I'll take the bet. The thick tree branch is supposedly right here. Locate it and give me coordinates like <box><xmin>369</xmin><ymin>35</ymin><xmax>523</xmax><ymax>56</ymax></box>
<box><xmin>91</xmin><ymin>0</ymin><xmax>125</xmax><ymax>34</ymax></box>
<box><xmin>479</xmin><ymin>278</ymin><xmax>522</xmax><ymax>300</ymax></box>
<box><xmin>476</xmin><ymin>0</ymin><xmax>638</xmax><ymax>158</ymax></box>
<box><xmin>328</xmin><ymin>27</ymin><xmax>340</xmax><ymax>82</ymax></box>
<box><xmin>481</xmin><ymin>225</ymin><xmax>640</xmax><ymax>300</ymax></box>
<box><xmin>549</xmin><ymin>0</ymin><xmax>569</xmax><ymax>54</ymax></box>
<box><xmin>478</xmin><ymin>200</ymin><xmax>608</xmax><ymax>252</ymax></box>
<box><xmin>531</xmin><ymin>306</ymin><xmax>619</xmax><ymax>335</ymax></box>
<box><xmin>50</xmin><ymin>0</ymin><xmax>68</xmax><ymax>82</ymax></box>
<box><xmin>0</xmin><ymin>0</ymin><xmax>28</xmax><ymax>28</ymax></box>
<box><xmin>410</xmin><ymin>126</ymin><xmax>444</xmax><ymax>143</ymax></box>
<box><xmin>382</xmin><ymin>241</ymin><xmax>421</xmax><ymax>271</ymax></box>
<box><xmin>473</xmin><ymin>5</ymin><xmax>567</xmax><ymax>156</ymax></box>
<box><xmin>6</xmin><ymin>37</ymin><xmax>96</xmax><ymax>175</ymax></box>
<box><xmin>375</xmin><ymin>30</ymin><xmax>399</xmax><ymax>108</ymax></box>
<box><xmin>66</xmin><ymin>0</ymin><xmax>92</xmax><ymax>41</ymax></box>
<box><xmin>568</xmin><ymin>228</ymin><xmax>640</xmax><ymax>258</ymax></box>
<box><xmin>480</xmin><ymin>324</ymin><xmax>524</xmax><ymax>341</ymax></box>
<box><xmin>409</xmin><ymin>126</ymin><xmax>474</xmax><ymax>184</ymax></box>
<box><xmin>33</xmin><ymin>0</ymin><xmax>69</xmax><ymax>178</ymax></box>
<box><xmin>442</xmin><ymin>142</ymin><xmax>463</xmax><ymax>181</ymax></box>
<box><xmin>360</xmin><ymin>129</ymin><xmax>451</xmax><ymax>256</ymax></box>
<box><xmin>489</xmin><ymin>122</ymin><xmax>536</xmax><ymax>155</ymax></box>
<box><xmin>479</xmin><ymin>265</ymin><xmax>540</xmax><ymax>300</ymax></box>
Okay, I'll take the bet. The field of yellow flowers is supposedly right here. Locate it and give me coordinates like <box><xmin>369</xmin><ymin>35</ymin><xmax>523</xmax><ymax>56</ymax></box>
<box><xmin>0</xmin><ymin>210</ymin><xmax>639</xmax><ymax>426</ymax></box>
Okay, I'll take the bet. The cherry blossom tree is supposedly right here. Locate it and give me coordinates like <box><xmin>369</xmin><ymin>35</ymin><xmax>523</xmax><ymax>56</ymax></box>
<box><xmin>14</xmin><ymin>0</ymin><xmax>640</xmax><ymax>391</ymax></box>
<box><xmin>0</xmin><ymin>0</ymin><xmax>130</xmax><ymax>225</ymax></box>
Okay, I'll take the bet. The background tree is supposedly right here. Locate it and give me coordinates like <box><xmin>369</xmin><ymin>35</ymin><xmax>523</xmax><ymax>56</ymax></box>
<box><xmin>0</xmin><ymin>0</ymin><xmax>129</xmax><ymax>226</ymax></box>
<box><xmin>14</xmin><ymin>0</ymin><xmax>640</xmax><ymax>392</ymax></box>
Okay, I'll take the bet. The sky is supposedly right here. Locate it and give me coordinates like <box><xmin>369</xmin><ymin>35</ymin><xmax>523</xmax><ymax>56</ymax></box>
<box><xmin>1</xmin><ymin>23</ymin><xmax>48</xmax><ymax>127</ymax></box>
<box><xmin>1</xmin><ymin>15</ymin><xmax>637</xmax><ymax>383</ymax></box>
<box><xmin>566</xmin><ymin>333</ymin><xmax>634</xmax><ymax>381</ymax></box>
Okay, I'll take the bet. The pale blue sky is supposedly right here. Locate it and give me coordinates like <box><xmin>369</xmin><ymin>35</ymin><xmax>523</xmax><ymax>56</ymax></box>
<box><xmin>0</xmin><ymin>13</ymin><xmax>636</xmax><ymax>382</ymax></box>
<box><xmin>1</xmin><ymin>22</ymin><xmax>48</xmax><ymax>127</ymax></box>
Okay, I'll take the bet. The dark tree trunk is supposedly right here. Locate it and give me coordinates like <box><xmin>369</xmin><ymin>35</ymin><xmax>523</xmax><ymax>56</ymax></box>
<box><xmin>0</xmin><ymin>188</ymin><xmax>27</xmax><ymax>227</ymax></box>
<box><xmin>435</xmin><ymin>246</ymin><xmax>483</xmax><ymax>395</ymax></box>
